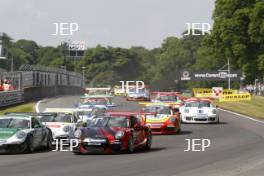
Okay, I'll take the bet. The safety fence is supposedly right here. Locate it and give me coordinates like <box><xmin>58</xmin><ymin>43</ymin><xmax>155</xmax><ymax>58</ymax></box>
<box><xmin>0</xmin><ymin>64</ymin><xmax>84</xmax><ymax>108</ymax></box>
<box><xmin>0</xmin><ymin>90</ymin><xmax>24</xmax><ymax>108</ymax></box>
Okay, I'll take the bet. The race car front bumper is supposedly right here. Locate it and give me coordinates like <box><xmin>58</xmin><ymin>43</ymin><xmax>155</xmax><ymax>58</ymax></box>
<box><xmin>0</xmin><ymin>142</ymin><xmax>27</xmax><ymax>153</ymax></box>
<box><xmin>181</xmin><ymin>114</ymin><xmax>219</xmax><ymax>123</ymax></box>
<box><xmin>72</xmin><ymin>139</ymin><xmax>126</xmax><ymax>154</ymax></box>
<box><xmin>148</xmin><ymin>123</ymin><xmax>179</xmax><ymax>134</ymax></box>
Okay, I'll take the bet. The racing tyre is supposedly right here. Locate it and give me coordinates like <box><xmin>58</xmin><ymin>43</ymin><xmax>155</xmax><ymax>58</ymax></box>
<box><xmin>46</xmin><ymin>132</ymin><xmax>53</xmax><ymax>150</ymax></box>
<box><xmin>26</xmin><ymin>136</ymin><xmax>34</xmax><ymax>153</ymax></box>
<box><xmin>145</xmin><ymin>134</ymin><xmax>152</xmax><ymax>150</ymax></box>
<box><xmin>177</xmin><ymin>127</ymin><xmax>181</xmax><ymax>134</ymax></box>
<box><xmin>127</xmin><ymin>136</ymin><xmax>134</xmax><ymax>153</ymax></box>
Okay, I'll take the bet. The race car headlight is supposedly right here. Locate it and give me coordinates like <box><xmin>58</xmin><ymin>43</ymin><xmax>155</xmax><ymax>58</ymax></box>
<box><xmin>63</xmin><ymin>125</ymin><xmax>72</xmax><ymax>132</ymax></box>
<box><xmin>16</xmin><ymin>131</ymin><xmax>27</xmax><ymax>139</ymax></box>
<box><xmin>212</xmin><ymin>109</ymin><xmax>217</xmax><ymax>114</ymax></box>
<box><xmin>74</xmin><ymin>129</ymin><xmax>82</xmax><ymax>138</ymax></box>
<box><xmin>184</xmin><ymin>109</ymin><xmax>189</xmax><ymax>113</ymax></box>
<box><xmin>115</xmin><ymin>131</ymin><xmax>125</xmax><ymax>139</ymax></box>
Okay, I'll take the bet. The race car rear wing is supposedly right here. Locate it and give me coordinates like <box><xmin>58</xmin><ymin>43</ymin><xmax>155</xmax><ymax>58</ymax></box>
<box><xmin>151</xmin><ymin>92</ymin><xmax>181</xmax><ymax>95</ymax></box>
<box><xmin>81</xmin><ymin>95</ymin><xmax>114</xmax><ymax>99</ymax></box>
<box><xmin>85</xmin><ymin>87</ymin><xmax>111</xmax><ymax>91</ymax></box>
<box><xmin>44</xmin><ymin>108</ymin><xmax>76</xmax><ymax>113</ymax></box>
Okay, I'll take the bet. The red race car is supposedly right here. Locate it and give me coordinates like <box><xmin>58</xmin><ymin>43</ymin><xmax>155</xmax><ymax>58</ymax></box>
<box><xmin>72</xmin><ymin>111</ymin><xmax>152</xmax><ymax>154</ymax></box>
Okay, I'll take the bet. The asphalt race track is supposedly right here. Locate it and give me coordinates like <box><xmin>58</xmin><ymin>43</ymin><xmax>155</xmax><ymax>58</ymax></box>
<box><xmin>1</xmin><ymin>95</ymin><xmax>264</xmax><ymax>176</ymax></box>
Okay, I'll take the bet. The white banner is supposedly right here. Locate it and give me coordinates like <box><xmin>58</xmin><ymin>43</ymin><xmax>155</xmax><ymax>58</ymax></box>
<box><xmin>69</xmin><ymin>41</ymin><xmax>85</xmax><ymax>51</ymax></box>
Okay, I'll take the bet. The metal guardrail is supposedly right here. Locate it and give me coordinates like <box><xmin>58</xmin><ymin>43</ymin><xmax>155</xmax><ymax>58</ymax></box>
<box><xmin>0</xmin><ymin>64</ymin><xmax>84</xmax><ymax>108</ymax></box>
<box><xmin>0</xmin><ymin>90</ymin><xmax>24</xmax><ymax>108</ymax></box>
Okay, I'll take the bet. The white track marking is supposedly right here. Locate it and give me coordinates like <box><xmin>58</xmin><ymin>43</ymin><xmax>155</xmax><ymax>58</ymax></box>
<box><xmin>220</xmin><ymin>108</ymin><xmax>264</xmax><ymax>125</ymax></box>
<box><xmin>35</xmin><ymin>99</ymin><xmax>46</xmax><ymax>113</ymax></box>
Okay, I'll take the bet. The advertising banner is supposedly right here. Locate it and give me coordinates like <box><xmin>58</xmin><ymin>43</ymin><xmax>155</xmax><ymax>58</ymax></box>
<box><xmin>181</xmin><ymin>70</ymin><xmax>242</xmax><ymax>81</ymax></box>
<box><xmin>193</xmin><ymin>88</ymin><xmax>238</xmax><ymax>98</ymax></box>
<box><xmin>219</xmin><ymin>93</ymin><xmax>251</xmax><ymax>102</ymax></box>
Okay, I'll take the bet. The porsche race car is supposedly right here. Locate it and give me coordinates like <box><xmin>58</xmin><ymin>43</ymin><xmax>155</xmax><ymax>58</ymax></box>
<box><xmin>0</xmin><ymin>114</ymin><xmax>53</xmax><ymax>153</ymax></box>
<box><xmin>126</xmin><ymin>86</ymin><xmax>150</xmax><ymax>101</ymax></box>
<box><xmin>78</xmin><ymin>97</ymin><xmax>116</xmax><ymax>109</ymax></box>
<box><xmin>151</xmin><ymin>92</ymin><xmax>183</xmax><ymax>105</ymax></box>
<box><xmin>72</xmin><ymin>111</ymin><xmax>152</xmax><ymax>154</ymax></box>
<box><xmin>180</xmin><ymin>98</ymin><xmax>219</xmax><ymax>123</ymax></box>
<box><xmin>42</xmin><ymin>108</ymin><xmax>80</xmax><ymax>143</ymax></box>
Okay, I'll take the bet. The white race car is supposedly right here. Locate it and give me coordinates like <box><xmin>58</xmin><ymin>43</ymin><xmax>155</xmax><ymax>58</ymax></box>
<box><xmin>126</xmin><ymin>87</ymin><xmax>150</xmax><ymax>101</ymax></box>
<box><xmin>42</xmin><ymin>108</ymin><xmax>79</xmax><ymax>143</ymax></box>
<box><xmin>180</xmin><ymin>98</ymin><xmax>219</xmax><ymax>123</ymax></box>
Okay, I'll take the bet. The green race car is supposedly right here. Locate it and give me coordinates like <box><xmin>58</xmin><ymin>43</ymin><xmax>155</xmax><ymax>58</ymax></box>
<box><xmin>0</xmin><ymin>115</ymin><xmax>53</xmax><ymax>153</ymax></box>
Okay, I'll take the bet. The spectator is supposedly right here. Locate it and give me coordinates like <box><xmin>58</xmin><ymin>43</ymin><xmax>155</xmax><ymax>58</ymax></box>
<box><xmin>3</xmin><ymin>79</ymin><xmax>14</xmax><ymax>91</ymax></box>
<box><xmin>0</xmin><ymin>80</ymin><xmax>4</xmax><ymax>91</ymax></box>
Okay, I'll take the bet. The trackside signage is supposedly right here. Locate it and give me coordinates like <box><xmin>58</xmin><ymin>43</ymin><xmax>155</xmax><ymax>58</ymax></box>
<box><xmin>181</xmin><ymin>71</ymin><xmax>242</xmax><ymax>81</ymax></box>
<box><xmin>219</xmin><ymin>93</ymin><xmax>251</xmax><ymax>102</ymax></box>
<box><xmin>193</xmin><ymin>88</ymin><xmax>237</xmax><ymax>98</ymax></box>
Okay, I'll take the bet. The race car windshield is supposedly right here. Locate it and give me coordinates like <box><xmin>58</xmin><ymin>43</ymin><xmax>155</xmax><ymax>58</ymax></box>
<box><xmin>0</xmin><ymin>119</ymin><xmax>29</xmax><ymax>129</ymax></box>
<box><xmin>185</xmin><ymin>101</ymin><xmax>211</xmax><ymax>108</ymax></box>
<box><xmin>90</xmin><ymin>116</ymin><xmax>129</xmax><ymax>128</ymax></box>
<box><xmin>38</xmin><ymin>115</ymin><xmax>55</xmax><ymax>123</ymax></box>
<box><xmin>144</xmin><ymin>106</ymin><xmax>171</xmax><ymax>115</ymax></box>
<box><xmin>53</xmin><ymin>114</ymin><xmax>72</xmax><ymax>123</ymax></box>
<box><xmin>157</xmin><ymin>95</ymin><xmax>178</xmax><ymax>101</ymax></box>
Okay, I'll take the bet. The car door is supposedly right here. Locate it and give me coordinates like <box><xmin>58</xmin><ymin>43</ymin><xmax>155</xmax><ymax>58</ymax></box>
<box><xmin>31</xmin><ymin>117</ymin><xmax>45</xmax><ymax>147</ymax></box>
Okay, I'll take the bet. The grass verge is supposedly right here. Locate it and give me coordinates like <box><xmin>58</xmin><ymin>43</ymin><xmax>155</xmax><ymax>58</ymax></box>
<box><xmin>215</xmin><ymin>96</ymin><xmax>264</xmax><ymax>120</ymax></box>
<box><xmin>0</xmin><ymin>102</ymin><xmax>35</xmax><ymax>115</ymax></box>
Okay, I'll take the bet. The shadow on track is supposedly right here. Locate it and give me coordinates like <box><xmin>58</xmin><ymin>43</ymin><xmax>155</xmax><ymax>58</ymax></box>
<box><xmin>72</xmin><ymin>147</ymin><xmax>166</xmax><ymax>156</ymax></box>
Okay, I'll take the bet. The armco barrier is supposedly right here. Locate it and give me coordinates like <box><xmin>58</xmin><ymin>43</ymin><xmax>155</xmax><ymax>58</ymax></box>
<box><xmin>0</xmin><ymin>90</ymin><xmax>24</xmax><ymax>108</ymax></box>
<box><xmin>23</xmin><ymin>86</ymin><xmax>83</xmax><ymax>102</ymax></box>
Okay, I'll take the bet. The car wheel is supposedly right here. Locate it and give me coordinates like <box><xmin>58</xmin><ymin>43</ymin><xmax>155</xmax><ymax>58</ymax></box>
<box><xmin>177</xmin><ymin>127</ymin><xmax>181</xmax><ymax>134</ymax></box>
<box><xmin>26</xmin><ymin>136</ymin><xmax>34</xmax><ymax>153</ymax></box>
<box><xmin>127</xmin><ymin>136</ymin><xmax>134</xmax><ymax>153</ymax></box>
<box><xmin>46</xmin><ymin>132</ymin><xmax>53</xmax><ymax>150</ymax></box>
<box><xmin>145</xmin><ymin>134</ymin><xmax>152</xmax><ymax>150</ymax></box>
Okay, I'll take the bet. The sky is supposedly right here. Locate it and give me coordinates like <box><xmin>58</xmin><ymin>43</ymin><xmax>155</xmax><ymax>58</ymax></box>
<box><xmin>0</xmin><ymin>0</ymin><xmax>215</xmax><ymax>49</ymax></box>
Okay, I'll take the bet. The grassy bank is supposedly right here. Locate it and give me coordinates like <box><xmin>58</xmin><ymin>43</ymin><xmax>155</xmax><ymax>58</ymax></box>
<box><xmin>215</xmin><ymin>96</ymin><xmax>264</xmax><ymax>120</ymax></box>
<box><xmin>0</xmin><ymin>103</ymin><xmax>35</xmax><ymax>115</ymax></box>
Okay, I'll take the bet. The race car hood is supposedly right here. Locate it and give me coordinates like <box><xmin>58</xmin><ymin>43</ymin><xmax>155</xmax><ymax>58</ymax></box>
<box><xmin>128</xmin><ymin>92</ymin><xmax>148</xmax><ymax>97</ymax></box>
<box><xmin>0</xmin><ymin>128</ymin><xmax>19</xmax><ymax>139</ymax></box>
<box><xmin>184</xmin><ymin>107</ymin><xmax>213</xmax><ymax>115</ymax></box>
<box><xmin>145</xmin><ymin>114</ymin><xmax>170</xmax><ymax>123</ymax></box>
<box><xmin>82</xmin><ymin>127</ymin><xmax>125</xmax><ymax>139</ymax></box>
<box><xmin>43</xmin><ymin>122</ymin><xmax>72</xmax><ymax>131</ymax></box>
